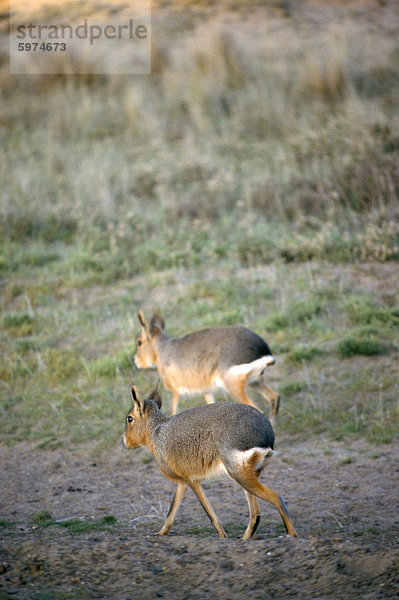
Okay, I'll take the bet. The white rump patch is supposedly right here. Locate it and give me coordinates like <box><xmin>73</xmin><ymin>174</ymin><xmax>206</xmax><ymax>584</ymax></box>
<box><xmin>193</xmin><ymin>450</ymin><xmax>273</xmax><ymax>482</ymax></box>
<box><xmin>232</xmin><ymin>447</ymin><xmax>273</xmax><ymax>471</ymax></box>
<box><xmin>228</xmin><ymin>356</ymin><xmax>275</xmax><ymax>381</ymax></box>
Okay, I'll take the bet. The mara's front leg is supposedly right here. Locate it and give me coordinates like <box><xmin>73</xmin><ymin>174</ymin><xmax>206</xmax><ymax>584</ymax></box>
<box><xmin>156</xmin><ymin>482</ymin><xmax>188</xmax><ymax>535</ymax></box>
<box><xmin>188</xmin><ymin>481</ymin><xmax>227</xmax><ymax>538</ymax></box>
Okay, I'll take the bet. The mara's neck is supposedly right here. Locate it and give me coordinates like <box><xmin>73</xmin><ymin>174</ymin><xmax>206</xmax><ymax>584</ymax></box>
<box><xmin>151</xmin><ymin>331</ymin><xmax>171</xmax><ymax>363</ymax></box>
<box><xmin>146</xmin><ymin>410</ymin><xmax>169</xmax><ymax>451</ymax></box>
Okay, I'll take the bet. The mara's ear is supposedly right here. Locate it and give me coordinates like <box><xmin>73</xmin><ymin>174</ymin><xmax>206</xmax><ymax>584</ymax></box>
<box><xmin>130</xmin><ymin>384</ymin><xmax>145</xmax><ymax>416</ymax></box>
<box><xmin>150</xmin><ymin>310</ymin><xmax>165</xmax><ymax>336</ymax></box>
<box><xmin>148</xmin><ymin>380</ymin><xmax>162</xmax><ymax>409</ymax></box>
<box><xmin>137</xmin><ymin>310</ymin><xmax>150</xmax><ymax>339</ymax></box>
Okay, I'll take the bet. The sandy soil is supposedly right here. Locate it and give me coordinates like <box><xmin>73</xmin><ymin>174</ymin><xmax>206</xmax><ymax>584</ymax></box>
<box><xmin>1</xmin><ymin>436</ymin><xmax>398</xmax><ymax>599</ymax></box>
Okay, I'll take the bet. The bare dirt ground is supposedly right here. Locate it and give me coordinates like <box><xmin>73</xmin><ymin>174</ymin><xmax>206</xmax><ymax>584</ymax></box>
<box><xmin>1</xmin><ymin>436</ymin><xmax>398</xmax><ymax>599</ymax></box>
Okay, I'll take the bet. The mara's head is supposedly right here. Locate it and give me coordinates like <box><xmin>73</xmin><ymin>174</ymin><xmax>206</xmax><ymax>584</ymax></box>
<box><xmin>134</xmin><ymin>310</ymin><xmax>165</xmax><ymax>369</ymax></box>
<box><xmin>123</xmin><ymin>382</ymin><xmax>163</xmax><ymax>448</ymax></box>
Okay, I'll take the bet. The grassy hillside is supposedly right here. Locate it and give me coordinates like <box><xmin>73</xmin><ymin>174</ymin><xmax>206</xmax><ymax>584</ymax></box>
<box><xmin>0</xmin><ymin>0</ymin><xmax>398</xmax><ymax>450</ymax></box>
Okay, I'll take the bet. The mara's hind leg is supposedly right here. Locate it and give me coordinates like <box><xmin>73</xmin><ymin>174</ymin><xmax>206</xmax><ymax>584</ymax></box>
<box><xmin>248</xmin><ymin>380</ymin><xmax>280</xmax><ymax>424</ymax></box>
<box><xmin>242</xmin><ymin>491</ymin><xmax>260</xmax><ymax>540</ymax></box>
<box><xmin>231</xmin><ymin>469</ymin><xmax>298</xmax><ymax>537</ymax></box>
<box><xmin>157</xmin><ymin>482</ymin><xmax>188</xmax><ymax>535</ymax></box>
<box><xmin>204</xmin><ymin>392</ymin><xmax>215</xmax><ymax>404</ymax></box>
<box><xmin>171</xmin><ymin>391</ymin><xmax>180</xmax><ymax>415</ymax></box>
<box><xmin>188</xmin><ymin>481</ymin><xmax>227</xmax><ymax>538</ymax></box>
<box><xmin>224</xmin><ymin>375</ymin><xmax>262</xmax><ymax>412</ymax></box>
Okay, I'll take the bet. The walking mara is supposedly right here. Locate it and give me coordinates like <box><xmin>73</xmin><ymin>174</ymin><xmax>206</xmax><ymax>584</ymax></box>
<box><xmin>123</xmin><ymin>383</ymin><xmax>298</xmax><ymax>539</ymax></box>
<box><xmin>134</xmin><ymin>310</ymin><xmax>280</xmax><ymax>423</ymax></box>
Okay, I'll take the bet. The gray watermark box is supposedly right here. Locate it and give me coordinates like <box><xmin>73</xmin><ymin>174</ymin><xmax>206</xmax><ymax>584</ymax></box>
<box><xmin>10</xmin><ymin>0</ymin><xmax>151</xmax><ymax>74</ymax></box>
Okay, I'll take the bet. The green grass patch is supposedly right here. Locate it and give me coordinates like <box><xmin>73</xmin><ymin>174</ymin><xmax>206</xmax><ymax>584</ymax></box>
<box><xmin>286</xmin><ymin>344</ymin><xmax>325</xmax><ymax>364</ymax></box>
<box><xmin>88</xmin><ymin>344</ymin><xmax>136</xmax><ymax>377</ymax></box>
<box><xmin>41</xmin><ymin>348</ymin><xmax>83</xmax><ymax>381</ymax></box>
<box><xmin>2</xmin><ymin>312</ymin><xmax>34</xmax><ymax>328</ymax></box>
<box><xmin>265</xmin><ymin>312</ymin><xmax>290</xmax><ymax>332</ymax></box>
<box><xmin>264</xmin><ymin>298</ymin><xmax>326</xmax><ymax>334</ymax></box>
<box><xmin>355</xmin><ymin>325</ymin><xmax>381</xmax><ymax>338</ymax></box>
<box><xmin>345</xmin><ymin>299</ymin><xmax>399</xmax><ymax>326</ymax></box>
<box><xmin>14</xmin><ymin>338</ymin><xmax>40</xmax><ymax>351</ymax></box>
<box><xmin>2</xmin><ymin>311</ymin><xmax>35</xmax><ymax>337</ymax></box>
<box><xmin>366</xmin><ymin>422</ymin><xmax>396</xmax><ymax>445</ymax></box>
<box><xmin>289</xmin><ymin>299</ymin><xmax>323</xmax><ymax>323</ymax></box>
<box><xmin>336</xmin><ymin>338</ymin><xmax>388</xmax><ymax>358</ymax></box>
<box><xmin>30</xmin><ymin>510</ymin><xmax>55</xmax><ymax>528</ymax></box>
<box><xmin>30</xmin><ymin>592</ymin><xmax>88</xmax><ymax>600</ymax></box>
<box><xmin>30</xmin><ymin>511</ymin><xmax>118</xmax><ymax>533</ymax></box>
<box><xmin>279</xmin><ymin>360</ymin><xmax>398</xmax><ymax>443</ymax></box>
<box><xmin>278</xmin><ymin>381</ymin><xmax>305</xmax><ymax>396</ymax></box>
<box><xmin>184</xmin><ymin>525</ymin><xmax>222</xmax><ymax>537</ymax></box>
<box><xmin>59</xmin><ymin>515</ymin><xmax>117</xmax><ymax>533</ymax></box>
<box><xmin>224</xmin><ymin>523</ymin><xmax>247</xmax><ymax>535</ymax></box>
<box><xmin>0</xmin><ymin>519</ymin><xmax>18</xmax><ymax>528</ymax></box>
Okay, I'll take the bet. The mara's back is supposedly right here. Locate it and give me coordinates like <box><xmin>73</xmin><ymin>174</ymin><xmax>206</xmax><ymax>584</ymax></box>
<box><xmin>154</xmin><ymin>403</ymin><xmax>275</xmax><ymax>456</ymax></box>
<box><xmin>160</xmin><ymin>326</ymin><xmax>272</xmax><ymax>370</ymax></box>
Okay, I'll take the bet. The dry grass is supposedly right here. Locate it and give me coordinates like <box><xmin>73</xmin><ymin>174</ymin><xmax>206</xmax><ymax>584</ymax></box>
<box><xmin>1</xmin><ymin>3</ymin><xmax>398</xmax><ymax>257</ymax></box>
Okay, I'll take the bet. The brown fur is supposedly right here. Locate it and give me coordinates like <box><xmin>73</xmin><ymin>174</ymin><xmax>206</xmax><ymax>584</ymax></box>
<box><xmin>134</xmin><ymin>310</ymin><xmax>280</xmax><ymax>422</ymax></box>
<box><xmin>123</xmin><ymin>383</ymin><xmax>298</xmax><ymax>539</ymax></box>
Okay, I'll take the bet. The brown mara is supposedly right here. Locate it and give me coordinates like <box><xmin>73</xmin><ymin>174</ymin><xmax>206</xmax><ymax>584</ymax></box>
<box><xmin>123</xmin><ymin>383</ymin><xmax>298</xmax><ymax>539</ymax></box>
<box><xmin>134</xmin><ymin>310</ymin><xmax>280</xmax><ymax>422</ymax></box>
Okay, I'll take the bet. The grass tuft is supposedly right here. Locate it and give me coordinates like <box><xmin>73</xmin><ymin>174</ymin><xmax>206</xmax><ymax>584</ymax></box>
<box><xmin>30</xmin><ymin>511</ymin><xmax>55</xmax><ymax>528</ymax></box>
<box><xmin>29</xmin><ymin>512</ymin><xmax>118</xmax><ymax>532</ymax></box>
<box><xmin>59</xmin><ymin>515</ymin><xmax>117</xmax><ymax>533</ymax></box>
<box><xmin>336</xmin><ymin>338</ymin><xmax>388</xmax><ymax>359</ymax></box>
<box><xmin>278</xmin><ymin>381</ymin><xmax>305</xmax><ymax>396</ymax></box>
<box><xmin>2</xmin><ymin>312</ymin><xmax>34</xmax><ymax>328</ymax></box>
<box><xmin>286</xmin><ymin>345</ymin><xmax>325</xmax><ymax>364</ymax></box>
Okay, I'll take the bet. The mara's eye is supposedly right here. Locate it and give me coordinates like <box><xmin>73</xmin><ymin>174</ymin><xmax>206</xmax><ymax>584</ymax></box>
<box><xmin>127</xmin><ymin>415</ymin><xmax>133</xmax><ymax>423</ymax></box>
<box><xmin>137</xmin><ymin>340</ymin><xmax>142</xmax><ymax>346</ymax></box>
